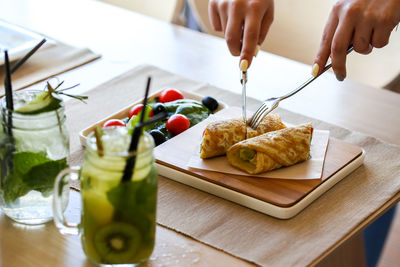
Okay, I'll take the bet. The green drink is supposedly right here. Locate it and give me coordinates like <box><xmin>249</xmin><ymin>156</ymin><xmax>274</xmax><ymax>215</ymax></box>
<box><xmin>0</xmin><ymin>90</ymin><xmax>69</xmax><ymax>224</ymax></box>
<box><xmin>54</xmin><ymin>127</ymin><xmax>157</xmax><ymax>266</ymax></box>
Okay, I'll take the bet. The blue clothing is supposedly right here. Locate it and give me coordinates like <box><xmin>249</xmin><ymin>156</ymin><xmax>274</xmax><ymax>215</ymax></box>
<box><xmin>363</xmin><ymin>205</ymin><xmax>397</xmax><ymax>267</ymax></box>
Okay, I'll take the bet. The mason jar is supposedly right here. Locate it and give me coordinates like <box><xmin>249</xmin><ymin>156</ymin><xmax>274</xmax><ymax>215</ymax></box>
<box><xmin>0</xmin><ymin>90</ymin><xmax>69</xmax><ymax>225</ymax></box>
<box><xmin>53</xmin><ymin>127</ymin><xmax>157</xmax><ymax>266</ymax></box>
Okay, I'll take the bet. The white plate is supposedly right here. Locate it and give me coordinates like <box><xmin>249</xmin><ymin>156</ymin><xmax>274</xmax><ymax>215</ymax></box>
<box><xmin>0</xmin><ymin>20</ymin><xmax>46</xmax><ymax>65</ymax></box>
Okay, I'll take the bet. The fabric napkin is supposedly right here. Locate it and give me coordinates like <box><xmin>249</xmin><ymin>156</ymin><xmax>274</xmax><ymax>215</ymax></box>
<box><xmin>65</xmin><ymin>65</ymin><xmax>400</xmax><ymax>267</ymax></box>
<box><xmin>0</xmin><ymin>41</ymin><xmax>100</xmax><ymax>95</ymax></box>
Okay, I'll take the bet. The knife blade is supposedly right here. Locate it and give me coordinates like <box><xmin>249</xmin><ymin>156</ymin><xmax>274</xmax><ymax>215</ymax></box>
<box><xmin>240</xmin><ymin>67</ymin><xmax>248</xmax><ymax>139</ymax></box>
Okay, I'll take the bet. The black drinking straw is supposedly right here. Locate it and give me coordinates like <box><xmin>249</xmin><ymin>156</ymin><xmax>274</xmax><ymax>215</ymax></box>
<box><xmin>4</xmin><ymin>50</ymin><xmax>13</xmax><ymax>111</ymax></box>
<box><xmin>119</xmin><ymin>111</ymin><xmax>167</xmax><ymax>182</ymax></box>
<box><xmin>120</xmin><ymin>77</ymin><xmax>153</xmax><ymax>183</ymax></box>
<box><xmin>3</xmin><ymin>50</ymin><xmax>15</xmax><ymax>173</ymax></box>
<box><xmin>4</xmin><ymin>50</ymin><xmax>14</xmax><ymax>138</ymax></box>
<box><xmin>11</xmin><ymin>38</ymin><xmax>46</xmax><ymax>74</ymax></box>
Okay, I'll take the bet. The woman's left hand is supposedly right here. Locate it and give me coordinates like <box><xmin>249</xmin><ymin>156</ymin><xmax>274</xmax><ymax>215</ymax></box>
<box><xmin>312</xmin><ymin>0</ymin><xmax>400</xmax><ymax>81</ymax></box>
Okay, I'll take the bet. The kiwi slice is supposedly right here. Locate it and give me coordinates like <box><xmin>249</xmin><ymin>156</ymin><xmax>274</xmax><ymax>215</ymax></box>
<box><xmin>93</xmin><ymin>222</ymin><xmax>142</xmax><ymax>264</ymax></box>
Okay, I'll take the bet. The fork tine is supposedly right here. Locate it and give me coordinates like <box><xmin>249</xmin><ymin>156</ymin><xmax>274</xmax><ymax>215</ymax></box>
<box><xmin>253</xmin><ymin>105</ymin><xmax>269</xmax><ymax>126</ymax></box>
<box><xmin>253</xmin><ymin>103</ymin><xmax>269</xmax><ymax>122</ymax></box>
<box><xmin>252</xmin><ymin>102</ymin><xmax>280</xmax><ymax>129</ymax></box>
<box><xmin>252</xmin><ymin>107</ymin><xmax>270</xmax><ymax>129</ymax></box>
<box><xmin>250</xmin><ymin>102</ymin><xmax>268</xmax><ymax>125</ymax></box>
<box><xmin>249</xmin><ymin>103</ymin><xmax>267</xmax><ymax>127</ymax></box>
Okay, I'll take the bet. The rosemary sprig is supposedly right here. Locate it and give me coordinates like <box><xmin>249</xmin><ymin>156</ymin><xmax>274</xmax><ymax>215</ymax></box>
<box><xmin>44</xmin><ymin>80</ymin><xmax>88</xmax><ymax>103</ymax></box>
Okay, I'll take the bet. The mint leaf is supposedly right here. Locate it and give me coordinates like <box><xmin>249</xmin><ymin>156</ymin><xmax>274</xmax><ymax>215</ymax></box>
<box><xmin>2</xmin><ymin>172</ymin><xmax>30</xmax><ymax>204</ymax></box>
<box><xmin>1</xmin><ymin>151</ymin><xmax>67</xmax><ymax>203</ymax></box>
<box><xmin>14</xmin><ymin>152</ymin><xmax>51</xmax><ymax>174</ymax></box>
<box><xmin>23</xmin><ymin>158</ymin><xmax>67</xmax><ymax>193</ymax></box>
<box><xmin>106</xmin><ymin>167</ymin><xmax>157</xmax><ymax>239</ymax></box>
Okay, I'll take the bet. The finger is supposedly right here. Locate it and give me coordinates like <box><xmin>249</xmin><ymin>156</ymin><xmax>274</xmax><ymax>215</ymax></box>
<box><xmin>353</xmin><ymin>21</ymin><xmax>373</xmax><ymax>54</ymax></box>
<box><xmin>225</xmin><ymin>2</ymin><xmax>245</xmax><ymax>56</ymax></box>
<box><xmin>241</xmin><ymin>12</ymin><xmax>263</xmax><ymax>66</ymax></box>
<box><xmin>217</xmin><ymin>1</ymin><xmax>229</xmax><ymax>33</ymax></box>
<box><xmin>312</xmin><ymin>11</ymin><xmax>339</xmax><ymax>76</ymax></box>
<box><xmin>208</xmin><ymin>0</ymin><xmax>222</xmax><ymax>31</ymax></box>
<box><xmin>258</xmin><ymin>3</ymin><xmax>274</xmax><ymax>45</ymax></box>
<box><xmin>371</xmin><ymin>25</ymin><xmax>392</xmax><ymax>48</ymax></box>
<box><xmin>330</xmin><ymin>16</ymin><xmax>355</xmax><ymax>81</ymax></box>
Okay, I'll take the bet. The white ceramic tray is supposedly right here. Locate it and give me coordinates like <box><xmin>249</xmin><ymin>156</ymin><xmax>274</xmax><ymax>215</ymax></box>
<box><xmin>79</xmin><ymin>89</ymin><xmax>228</xmax><ymax>145</ymax></box>
<box><xmin>79</xmin><ymin>89</ymin><xmax>365</xmax><ymax>219</ymax></box>
<box><xmin>157</xmin><ymin>150</ymin><xmax>365</xmax><ymax>219</ymax></box>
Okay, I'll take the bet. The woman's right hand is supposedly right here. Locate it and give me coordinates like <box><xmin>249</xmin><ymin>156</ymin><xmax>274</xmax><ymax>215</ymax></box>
<box><xmin>209</xmin><ymin>0</ymin><xmax>274</xmax><ymax>69</ymax></box>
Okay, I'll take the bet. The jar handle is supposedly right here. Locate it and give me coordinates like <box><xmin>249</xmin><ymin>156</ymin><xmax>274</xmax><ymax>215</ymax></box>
<box><xmin>53</xmin><ymin>166</ymin><xmax>80</xmax><ymax>235</ymax></box>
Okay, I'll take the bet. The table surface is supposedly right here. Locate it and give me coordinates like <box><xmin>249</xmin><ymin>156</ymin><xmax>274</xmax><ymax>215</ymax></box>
<box><xmin>0</xmin><ymin>0</ymin><xmax>399</xmax><ymax>266</ymax></box>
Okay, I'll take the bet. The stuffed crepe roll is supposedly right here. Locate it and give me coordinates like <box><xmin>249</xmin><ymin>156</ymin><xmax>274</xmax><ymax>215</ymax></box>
<box><xmin>200</xmin><ymin>113</ymin><xmax>286</xmax><ymax>158</ymax></box>
<box><xmin>226</xmin><ymin>123</ymin><xmax>313</xmax><ymax>174</ymax></box>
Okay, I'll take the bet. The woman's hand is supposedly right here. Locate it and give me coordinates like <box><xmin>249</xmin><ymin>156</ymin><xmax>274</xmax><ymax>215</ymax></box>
<box><xmin>312</xmin><ymin>0</ymin><xmax>400</xmax><ymax>81</ymax></box>
<box><xmin>209</xmin><ymin>0</ymin><xmax>274</xmax><ymax>68</ymax></box>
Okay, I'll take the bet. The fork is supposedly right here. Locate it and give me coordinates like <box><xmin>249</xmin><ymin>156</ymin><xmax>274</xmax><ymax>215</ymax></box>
<box><xmin>249</xmin><ymin>46</ymin><xmax>354</xmax><ymax>129</ymax></box>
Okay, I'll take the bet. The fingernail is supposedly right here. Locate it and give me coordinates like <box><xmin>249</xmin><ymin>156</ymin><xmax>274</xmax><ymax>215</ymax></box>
<box><xmin>335</xmin><ymin>73</ymin><xmax>345</xmax><ymax>81</ymax></box>
<box><xmin>254</xmin><ymin>45</ymin><xmax>260</xmax><ymax>57</ymax></box>
<box><xmin>240</xmin><ymin>59</ymin><xmax>248</xmax><ymax>71</ymax></box>
<box><xmin>311</xmin><ymin>63</ymin><xmax>319</xmax><ymax>77</ymax></box>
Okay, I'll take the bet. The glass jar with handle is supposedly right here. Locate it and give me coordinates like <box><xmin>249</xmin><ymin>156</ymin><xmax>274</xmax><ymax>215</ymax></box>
<box><xmin>53</xmin><ymin>127</ymin><xmax>157</xmax><ymax>266</ymax></box>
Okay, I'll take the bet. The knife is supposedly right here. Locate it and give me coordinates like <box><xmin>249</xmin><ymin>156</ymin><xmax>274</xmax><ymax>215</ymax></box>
<box><xmin>240</xmin><ymin>59</ymin><xmax>248</xmax><ymax>139</ymax></box>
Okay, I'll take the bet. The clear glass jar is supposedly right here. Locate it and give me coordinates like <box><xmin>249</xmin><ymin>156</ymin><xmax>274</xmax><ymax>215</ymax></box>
<box><xmin>0</xmin><ymin>90</ymin><xmax>69</xmax><ymax>225</ymax></box>
<box><xmin>53</xmin><ymin>127</ymin><xmax>157</xmax><ymax>266</ymax></box>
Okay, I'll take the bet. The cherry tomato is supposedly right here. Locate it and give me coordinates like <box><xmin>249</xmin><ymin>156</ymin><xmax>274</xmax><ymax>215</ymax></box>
<box><xmin>102</xmin><ymin>119</ymin><xmax>126</xmax><ymax>128</ymax></box>
<box><xmin>129</xmin><ymin>104</ymin><xmax>143</xmax><ymax>118</ymax></box>
<box><xmin>166</xmin><ymin>114</ymin><xmax>190</xmax><ymax>135</ymax></box>
<box><xmin>129</xmin><ymin>104</ymin><xmax>153</xmax><ymax>118</ymax></box>
<box><xmin>159</xmin><ymin>88</ymin><xmax>184</xmax><ymax>103</ymax></box>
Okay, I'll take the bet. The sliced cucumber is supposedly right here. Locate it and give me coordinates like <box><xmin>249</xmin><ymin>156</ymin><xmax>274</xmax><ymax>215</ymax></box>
<box><xmin>15</xmin><ymin>91</ymin><xmax>62</xmax><ymax>114</ymax></box>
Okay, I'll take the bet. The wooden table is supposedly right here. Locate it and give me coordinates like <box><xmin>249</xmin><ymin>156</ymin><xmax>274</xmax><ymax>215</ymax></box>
<box><xmin>0</xmin><ymin>0</ymin><xmax>399</xmax><ymax>266</ymax></box>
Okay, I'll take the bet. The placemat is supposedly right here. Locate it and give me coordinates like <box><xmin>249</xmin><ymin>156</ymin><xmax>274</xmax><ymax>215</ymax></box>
<box><xmin>0</xmin><ymin>41</ymin><xmax>100</xmax><ymax>95</ymax></box>
<box><xmin>65</xmin><ymin>65</ymin><xmax>400</xmax><ymax>267</ymax></box>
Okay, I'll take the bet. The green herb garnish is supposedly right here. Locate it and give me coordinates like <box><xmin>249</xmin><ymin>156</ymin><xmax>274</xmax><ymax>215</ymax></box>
<box><xmin>2</xmin><ymin>151</ymin><xmax>67</xmax><ymax>203</ymax></box>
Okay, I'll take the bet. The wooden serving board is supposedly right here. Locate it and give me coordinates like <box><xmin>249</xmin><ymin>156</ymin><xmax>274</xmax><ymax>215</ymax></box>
<box><xmin>155</xmin><ymin>108</ymin><xmax>363</xmax><ymax>208</ymax></box>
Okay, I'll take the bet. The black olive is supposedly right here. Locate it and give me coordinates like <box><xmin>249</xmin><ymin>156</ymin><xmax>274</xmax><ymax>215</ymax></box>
<box><xmin>202</xmin><ymin>96</ymin><xmax>219</xmax><ymax>112</ymax></box>
<box><xmin>152</xmin><ymin>103</ymin><xmax>167</xmax><ymax>115</ymax></box>
<box><xmin>149</xmin><ymin>129</ymin><xmax>167</xmax><ymax>146</ymax></box>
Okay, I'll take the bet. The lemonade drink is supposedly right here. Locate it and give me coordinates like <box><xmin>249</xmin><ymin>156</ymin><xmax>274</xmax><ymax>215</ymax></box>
<box><xmin>80</xmin><ymin>127</ymin><xmax>157</xmax><ymax>265</ymax></box>
<box><xmin>0</xmin><ymin>90</ymin><xmax>69</xmax><ymax>224</ymax></box>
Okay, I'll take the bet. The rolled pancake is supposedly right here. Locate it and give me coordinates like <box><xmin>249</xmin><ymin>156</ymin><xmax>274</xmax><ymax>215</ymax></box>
<box><xmin>226</xmin><ymin>123</ymin><xmax>313</xmax><ymax>174</ymax></box>
<box><xmin>200</xmin><ymin>113</ymin><xmax>286</xmax><ymax>158</ymax></box>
